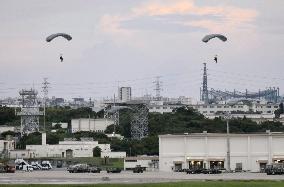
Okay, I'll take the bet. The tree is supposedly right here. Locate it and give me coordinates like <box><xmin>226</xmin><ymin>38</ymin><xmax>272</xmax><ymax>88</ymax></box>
<box><xmin>54</xmin><ymin>123</ymin><xmax>62</xmax><ymax>129</ymax></box>
<box><xmin>93</xmin><ymin>146</ymin><xmax>101</xmax><ymax>157</ymax></box>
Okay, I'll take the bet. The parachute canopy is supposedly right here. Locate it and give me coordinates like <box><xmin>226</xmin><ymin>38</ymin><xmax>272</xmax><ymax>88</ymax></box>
<box><xmin>46</xmin><ymin>33</ymin><xmax>72</xmax><ymax>42</ymax></box>
<box><xmin>202</xmin><ymin>34</ymin><xmax>227</xmax><ymax>43</ymax></box>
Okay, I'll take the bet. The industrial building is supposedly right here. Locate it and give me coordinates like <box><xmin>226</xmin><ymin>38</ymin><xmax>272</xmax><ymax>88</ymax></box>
<box><xmin>9</xmin><ymin>133</ymin><xmax>125</xmax><ymax>159</ymax></box>
<box><xmin>159</xmin><ymin>131</ymin><xmax>284</xmax><ymax>172</ymax></box>
<box><xmin>71</xmin><ymin>118</ymin><xmax>114</xmax><ymax>133</ymax></box>
<box><xmin>118</xmin><ymin>87</ymin><xmax>132</xmax><ymax>102</ymax></box>
<box><xmin>0</xmin><ymin>138</ymin><xmax>15</xmax><ymax>158</ymax></box>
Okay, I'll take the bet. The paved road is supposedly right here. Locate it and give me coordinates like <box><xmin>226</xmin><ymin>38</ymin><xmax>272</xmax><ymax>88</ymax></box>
<box><xmin>0</xmin><ymin>170</ymin><xmax>284</xmax><ymax>184</ymax></box>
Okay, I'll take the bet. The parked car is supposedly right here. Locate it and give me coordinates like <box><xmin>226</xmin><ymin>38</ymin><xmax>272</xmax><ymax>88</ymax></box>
<box><xmin>0</xmin><ymin>164</ymin><xmax>16</xmax><ymax>173</ymax></box>
<box><xmin>202</xmin><ymin>168</ymin><xmax>222</xmax><ymax>174</ymax></box>
<box><xmin>266</xmin><ymin>163</ymin><xmax>284</xmax><ymax>175</ymax></box>
<box><xmin>41</xmin><ymin>161</ymin><xmax>52</xmax><ymax>170</ymax></box>
<box><xmin>186</xmin><ymin>168</ymin><xmax>203</xmax><ymax>174</ymax></box>
<box><xmin>67</xmin><ymin>164</ymin><xmax>90</xmax><ymax>173</ymax></box>
<box><xmin>107</xmin><ymin>168</ymin><xmax>122</xmax><ymax>173</ymax></box>
<box><xmin>90</xmin><ymin>166</ymin><xmax>101</xmax><ymax>173</ymax></box>
<box><xmin>133</xmin><ymin>165</ymin><xmax>143</xmax><ymax>173</ymax></box>
<box><xmin>5</xmin><ymin>164</ymin><xmax>16</xmax><ymax>173</ymax></box>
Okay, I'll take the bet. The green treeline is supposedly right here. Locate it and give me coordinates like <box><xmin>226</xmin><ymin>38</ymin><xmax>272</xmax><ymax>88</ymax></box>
<box><xmin>1</xmin><ymin>106</ymin><xmax>284</xmax><ymax>156</ymax></box>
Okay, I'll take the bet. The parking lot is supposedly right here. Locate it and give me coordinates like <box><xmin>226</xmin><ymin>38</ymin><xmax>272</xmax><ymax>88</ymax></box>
<box><xmin>0</xmin><ymin>169</ymin><xmax>284</xmax><ymax>184</ymax></box>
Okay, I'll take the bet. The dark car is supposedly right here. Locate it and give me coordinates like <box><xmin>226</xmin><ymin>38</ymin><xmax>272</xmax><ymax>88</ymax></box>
<box><xmin>202</xmin><ymin>168</ymin><xmax>222</xmax><ymax>174</ymax></box>
<box><xmin>133</xmin><ymin>165</ymin><xmax>143</xmax><ymax>173</ymax></box>
<box><xmin>5</xmin><ymin>165</ymin><xmax>16</xmax><ymax>173</ymax></box>
<box><xmin>67</xmin><ymin>164</ymin><xmax>90</xmax><ymax>173</ymax></box>
<box><xmin>186</xmin><ymin>168</ymin><xmax>203</xmax><ymax>174</ymax></box>
<box><xmin>90</xmin><ymin>166</ymin><xmax>101</xmax><ymax>173</ymax></box>
<box><xmin>266</xmin><ymin>163</ymin><xmax>284</xmax><ymax>175</ymax></box>
<box><xmin>107</xmin><ymin>168</ymin><xmax>122</xmax><ymax>173</ymax></box>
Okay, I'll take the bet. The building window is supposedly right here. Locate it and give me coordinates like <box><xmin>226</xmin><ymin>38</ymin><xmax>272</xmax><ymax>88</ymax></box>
<box><xmin>210</xmin><ymin>111</ymin><xmax>214</xmax><ymax>113</ymax></box>
<box><xmin>217</xmin><ymin>106</ymin><xmax>222</xmax><ymax>108</ymax></box>
<box><xmin>274</xmin><ymin>106</ymin><xmax>279</xmax><ymax>108</ymax></box>
<box><xmin>156</xmin><ymin>107</ymin><xmax>160</xmax><ymax>109</ymax></box>
<box><xmin>163</xmin><ymin>107</ymin><xmax>167</xmax><ymax>109</ymax></box>
<box><xmin>203</xmin><ymin>106</ymin><xmax>207</xmax><ymax>108</ymax></box>
<box><xmin>210</xmin><ymin>105</ymin><xmax>214</xmax><ymax>108</ymax></box>
<box><xmin>267</xmin><ymin>111</ymin><xmax>271</xmax><ymax>113</ymax></box>
<box><xmin>149</xmin><ymin>107</ymin><xmax>153</xmax><ymax>109</ymax></box>
<box><xmin>203</xmin><ymin>111</ymin><xmax>207</xmax><ymax>113</ymax></box>
<box><xmin>267</xmin><ymin>106</ymin><xmax>272</xmax><ymax>108</ymax></box>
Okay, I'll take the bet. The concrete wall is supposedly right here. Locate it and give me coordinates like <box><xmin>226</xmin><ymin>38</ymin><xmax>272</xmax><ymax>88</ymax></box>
<box><xmin>0</xmin><ymin>126</ymin><xmax>15</xmax><ymax>134</ymax></box>
<box><xmin>71</xmin><ymin>118</ymin><xmax>114</xmax><ymax>133</ymax></box>
<box><xmin>101</xmin><ymin>151</ymin><xmax>126</xmax><ymax>158</ymax></box>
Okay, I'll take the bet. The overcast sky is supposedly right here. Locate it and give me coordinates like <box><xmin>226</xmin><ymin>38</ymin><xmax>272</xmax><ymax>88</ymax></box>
<box><xmin>0</xmin><ymin>0</ymin><xmax>284</xmax><ymax>101</ymax></box>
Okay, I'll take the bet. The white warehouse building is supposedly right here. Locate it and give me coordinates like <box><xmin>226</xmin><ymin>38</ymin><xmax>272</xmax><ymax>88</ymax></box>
<box><xmin>10</xmin><ymin>133</ymin><xmax>111</xmax><ymax>159</ymax></box>
<box><xmin>71</xmin><ymin>118</ymin><xmax>114</xmax><ymax>133</ymax></box>
<box><xmin>159</xmin><ymin>132</ymin><xmax>284</xmax><ymax>172</ymax></box>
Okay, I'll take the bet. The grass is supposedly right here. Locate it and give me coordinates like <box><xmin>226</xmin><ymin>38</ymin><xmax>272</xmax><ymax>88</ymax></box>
<box><xmin>1</xmin><ymin>181</ymin><xmax>284</xmax><ymax>187</ymax></box>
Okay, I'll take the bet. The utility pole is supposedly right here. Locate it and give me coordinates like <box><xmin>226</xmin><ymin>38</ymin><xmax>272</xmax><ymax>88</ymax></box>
<box><xmin>224</xmin><ymin>112</ymin><xmax>231</xmax><ymax>172</ymax></box>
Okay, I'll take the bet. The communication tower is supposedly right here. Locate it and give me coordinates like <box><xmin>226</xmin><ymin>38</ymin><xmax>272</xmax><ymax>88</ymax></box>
<box><xmin>130</xmin><ymin>103</ymin><xmax>149</xmax><ymax>140</ymax></box>
<box><xmin>153</xmin><ymin>76</ymin><xmax>163</xmax><ymax>101</ymax></box>
<box><xmin>17</xmin><ymin>88</ymin><xmax>44</xmax><ymax>136</ymax></box>
<box><xmin>201</xmin><ymin>63</ymin><xmax>209</xmax><ymax>104</ymax></box>
<box><xmin>42</xmin><ymin>78</ymin><xmax>50</xmax><ymax>130</ymax></box>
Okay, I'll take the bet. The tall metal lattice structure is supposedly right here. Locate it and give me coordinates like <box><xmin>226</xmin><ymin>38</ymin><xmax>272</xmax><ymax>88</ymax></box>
<box><xmin>130</xmin><ymin>103</ymin><xmax>148</xmax><ymax>140</ymax></box>
<box><xmin>201</xmin><ymin>63</ymin><xmax>209</xmax><ymax>104</ymax></box>
<box><xmin>104</xmin><ymin>102</ymin><xmax>149</xmax><ymax>140</ymax></box>
<box><xmin>17</xmin><ymin>89</ymin><xmax>44</xmax><ymax>136</ymax></box>
<box><xmin>153</xmin><ymin>76</ymin><xmax>162</xmax><ymax>101</ymax></box>
<box><xmin>42</xmin><ymin>78</ymin><xmax>50</xmax><ymax>130</ymax></box>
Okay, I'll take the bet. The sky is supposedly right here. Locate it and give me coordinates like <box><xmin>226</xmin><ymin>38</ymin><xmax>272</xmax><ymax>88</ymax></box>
<box><xmin>0</xmin><ymin>0</ymin><xmax>284</xmax><ymax>101</ymax></box>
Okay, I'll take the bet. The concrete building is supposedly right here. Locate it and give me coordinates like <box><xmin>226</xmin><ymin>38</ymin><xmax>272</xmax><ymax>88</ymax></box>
<box><xmin>159</xmin><ymin>132</ymin><xmax>284</xmax><ymax>172</ymax></box>
<box><xmin>10</xmin><ymin>133</ymin><xmax>111</xmax><ymax>159</ymax></box>
<box><xmin>71</xmin><ymin>118</ymin><xmax>114</xmax><ymax>133</ymax></box>
<box><xmin>191</xmin><ymin>103</ymin><xmax>279</xmax><ymax>116</ymax></box>
<box><xmin>148</xmin><ymin>101</ymin><xmax>181</xmax><ymax>114</ymax></box>
<box><xmin>118</xmin><ymin>87</ymin><xmax>132</xmax><ymax>102</ymax></box>
<box><xmin>124</xmin><ymin>156</ymin><xmax>159</xmax><ymax>171</ymax></box>
<box><xmin>0</xmin><ymin>139</ymin><xmax>15</xmax><ymax>154</ymax></box>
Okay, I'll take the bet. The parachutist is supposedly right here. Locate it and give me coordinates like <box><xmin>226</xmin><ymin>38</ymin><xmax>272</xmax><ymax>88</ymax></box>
<box><xmin>60</xmin><ymin>55</ymin><xmax>63</xmax><ymax>62</ymax></box>
<box><xmin>214</xmin><ymin>55</ymin><xmax>218</xmax><ymax>63</ymax></box>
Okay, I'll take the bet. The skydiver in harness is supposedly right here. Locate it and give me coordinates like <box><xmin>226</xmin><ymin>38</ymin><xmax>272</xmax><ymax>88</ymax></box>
<box><xmin>214</xmin><ymin>55</ymin><xmax>218</xmax><ymax>63</ymax></box>
<box><xmin>60</xmin><ymin>54</ymin><xmax>63</xmax><ymax>62</ymax></box>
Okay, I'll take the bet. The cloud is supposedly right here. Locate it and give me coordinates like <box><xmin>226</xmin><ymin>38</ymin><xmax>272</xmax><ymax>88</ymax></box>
<box><xmin>99</xmin><ymin>0</ymin><xmax>258</xmax><ymax>35</ymax></box>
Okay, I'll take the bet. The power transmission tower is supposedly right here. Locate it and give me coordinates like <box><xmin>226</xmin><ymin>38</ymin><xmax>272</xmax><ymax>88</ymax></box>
<box><xmin>153</xmin><ymin>76</ymin><xmax>163</xmax><ymax>101</ymax></box>
<box><xmin>130</xmin><ymin>103</ymin><xmax>148</xmax><ymax>140</ymax></box>
<box><xmin>201</xmin><ymin>63</ymin><xmax>209</xmax><ymax>104</ymax></box>
<box><xmin>17</xmin><ymin>89</ymin><xmax>44</xmax><ymax>136</ymax></box>
<box><xmin>42</xmin><ymin>78</ymin><xmax>50</xmax><ymax>131</ymax></box>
